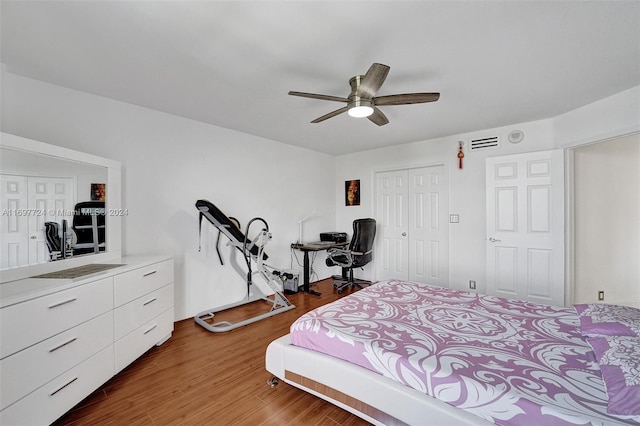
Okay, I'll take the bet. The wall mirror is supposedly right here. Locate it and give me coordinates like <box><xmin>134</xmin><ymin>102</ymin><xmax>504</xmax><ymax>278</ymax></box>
<box><xmin>0</xmin><ymin>132</ymin><xmax>122</xmax><ymax>283</ymax></box>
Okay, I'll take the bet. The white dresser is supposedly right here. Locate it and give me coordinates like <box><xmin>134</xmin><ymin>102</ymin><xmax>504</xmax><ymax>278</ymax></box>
<box><xmin>0</xmin><ymin>255</ymin><xmax>174</xmax><ymax>426</ymax></box>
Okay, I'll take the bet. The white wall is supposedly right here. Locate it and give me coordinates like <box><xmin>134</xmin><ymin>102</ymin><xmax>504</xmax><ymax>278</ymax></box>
<box><xmin>0</xmin><ymin>148</ymin><xmax>105</xmax><ymax>204</ymax></box>
<box><xmin>573</xmin><ymin>134</ymin><xmax>640</xmax><ymax>307</ymax></box>
<box><xmin>554</xmin><ymin>86</ymin><xmax>640</xmax><ymax>148</ymax></box>
<box><xmin>1</xmin><ymin>71</ymin><xmax>337</xmax><ymax>320</ymax></box>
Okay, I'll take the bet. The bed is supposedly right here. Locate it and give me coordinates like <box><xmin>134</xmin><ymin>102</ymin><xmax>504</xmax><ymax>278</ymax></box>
<box><xmin>265</xmin><ymin>279</ymin><xmax>640</xmax><ymax>425</ymax></box>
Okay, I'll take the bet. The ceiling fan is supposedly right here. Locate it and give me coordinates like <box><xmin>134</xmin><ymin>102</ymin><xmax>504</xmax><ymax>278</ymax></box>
<box><xmin>289</xmin><ymin>63</ymin><xmax>440</xmax><ymax>126</ymax></box>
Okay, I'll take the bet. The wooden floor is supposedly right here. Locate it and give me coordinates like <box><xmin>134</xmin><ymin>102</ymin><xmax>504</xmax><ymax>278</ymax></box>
<box><xmin>54</xmin><ymin>279</ymin><xmax>371</xmax><ymax>426</ymax></box>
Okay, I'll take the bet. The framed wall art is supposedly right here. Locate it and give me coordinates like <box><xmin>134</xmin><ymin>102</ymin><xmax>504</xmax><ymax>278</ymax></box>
<box><xmin>345</xmin><ymin>179</ymin><xmax>360</xmax><ymax>206</ymax></box>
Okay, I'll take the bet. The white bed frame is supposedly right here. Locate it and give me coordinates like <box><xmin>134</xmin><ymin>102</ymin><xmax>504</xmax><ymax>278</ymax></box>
<box><xmin>266</xmin><ymin>335</ymin><xmax>494</xmax><ymax>426</ymax></box>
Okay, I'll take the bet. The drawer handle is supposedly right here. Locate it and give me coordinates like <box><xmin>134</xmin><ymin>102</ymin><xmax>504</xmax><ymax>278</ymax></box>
<box><xmin>49</xmin><ymin>377</ymin><xmax>78</xmax><ymax>396</ymax></box>
<box><xmin>143</xmin><ymin>297</ymin><xmax>157</xmax><ymax>306</ymax></box>
<box><xmin>144</xmin><ymin>324</ymin><xmax>158</xmax><ymax>335</ymax></box>
<box><xmin>143</xmin><ymin>270</ymin><xmax>157</xmax><ymax>277</ymax></box>
<box><xmin>48</xmin><ymin>297</ymin><xmax>77</xmax><ymax>309</ymax></box>
<box><xmin>49</xmin><ymin>337</ymin><xmax>77</xmax><ymax>353</ymax></box>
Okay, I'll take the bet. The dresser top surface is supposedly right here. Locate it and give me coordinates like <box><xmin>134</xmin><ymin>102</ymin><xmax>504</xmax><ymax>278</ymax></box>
<box><xmin>0</xmin><ymin>255</ymin><xmax>172</xmax><ymax>308</ymax></box>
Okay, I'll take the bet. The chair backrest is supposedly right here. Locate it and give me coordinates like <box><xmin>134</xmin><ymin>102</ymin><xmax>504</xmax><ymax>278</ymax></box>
<box><xmin>349</xmin><ymin>218</ymin><xmax>376</xmax><ymax>268</ymax></box>
<box><xmin>44</xmin><ymin>221</ymin><xmax>62</xmax><ymax>254</ymax></box>
<box><xmin>72</xmin><ymin>201</ymin><xmax>106</xmax><ymax>244</ymax></box>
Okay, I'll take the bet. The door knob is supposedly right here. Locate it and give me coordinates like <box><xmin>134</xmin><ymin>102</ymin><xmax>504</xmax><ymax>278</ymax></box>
<box><xmin>402</xmin><ymin>232</ymin><xmax>407</xmax><ymax>236</ymax></box>
<box><xmin>30</xmin><ymin>236</ymin><xmax>37</xmax><ymax>239</ymax></box>
<box><xmin>489</xmin><ymin>237</ymin><xmax>501</xmax><ymax>242</ymax></box>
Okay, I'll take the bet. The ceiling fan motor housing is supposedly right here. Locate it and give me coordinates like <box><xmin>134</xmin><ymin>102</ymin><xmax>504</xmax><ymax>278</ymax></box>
<box><xmin>348</xmin><ymin>75</ymin><xmax>374</xmax><ymax>116</ymax></box>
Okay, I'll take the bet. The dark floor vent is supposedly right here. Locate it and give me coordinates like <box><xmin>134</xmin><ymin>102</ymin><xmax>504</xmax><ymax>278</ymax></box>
<box><xmin>470</xmin><ymin>136</ymin><xmax>500</xmax><ymax>151</ymax></box>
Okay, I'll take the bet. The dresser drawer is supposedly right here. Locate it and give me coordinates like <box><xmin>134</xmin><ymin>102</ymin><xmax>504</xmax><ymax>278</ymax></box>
<box><xmin>0</xmin><ymin>311</ymin><xmax>113</xmax><ymax>411</ymax></box>
<box><xmin>115</xmin><ymin>308</ymin><xmax>174</xmax><ymax>373</ymax></box>
<box><xmin>114</xmin><ymin>283</ymin><xmax>173</xmax><ymax>340</ymax></box>
<box><xmin>114</xmin><ymin>259</ymin><xmax>173</xmax><ymax>307</ymax></box>
<box><xmin>0</xmin><ymin>277</ymin><xmax>113</xmax><ymax>359</ymax></box>
<box><xmin>0</xmin><ymin>345</ymin><xmax>113</xmax><ymax>426</ymax></box>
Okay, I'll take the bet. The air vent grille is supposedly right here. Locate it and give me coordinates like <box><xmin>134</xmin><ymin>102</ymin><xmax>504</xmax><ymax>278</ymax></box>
<box><xmin>470</xmin><ymin>136</ymin><xmax>500</xmax><ymax>151</ymax></box>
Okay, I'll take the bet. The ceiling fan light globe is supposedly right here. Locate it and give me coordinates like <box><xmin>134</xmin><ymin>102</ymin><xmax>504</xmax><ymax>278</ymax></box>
<box><xmin>348</xmin><ymin>105</ymin><xmax>374</xmax><ymax>118</ymax></box>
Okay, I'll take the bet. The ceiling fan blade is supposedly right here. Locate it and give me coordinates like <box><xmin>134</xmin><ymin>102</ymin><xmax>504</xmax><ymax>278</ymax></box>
<box><xmin>358</xmin><ymin>63</ymin><xmax>390</xmax><ymax>98</ymax></box>
<box><xmin>311</xmin><ymin>106</ymin><xmax>349</xmax><ymax>123</ymax></box>
<box><xmin>368</xmin><ymin>107</ymin><xmax>389</xmax><ymax>126</ymax></box>
<box><xmin>374</xmin><ymin>92</ymin><xmax>440</xmax><ymax>106</ymax></box>
<box><xmin>288</xmin><ymin>91</ymin><xmax>349</xmax><ymax>103</ymax></box>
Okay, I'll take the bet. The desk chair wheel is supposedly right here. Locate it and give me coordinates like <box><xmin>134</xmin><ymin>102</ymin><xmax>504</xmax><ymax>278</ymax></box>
<box><xmin>333</xmin><ymin>278</ymin><xmax>351</xmax><ymax>294</ymax></box>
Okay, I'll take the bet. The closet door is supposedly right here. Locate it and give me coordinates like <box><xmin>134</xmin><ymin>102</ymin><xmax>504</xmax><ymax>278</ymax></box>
<box><xmin>0</xmin><ymin>175</ymin><xmax>75</xmax><ymax>268</ymax></box>
<box><xmin>27</xmin><ymin>177</ymin><xmax>75</xmax><ymax>264</ymax></box>
<box><xmin>376</xmin><ymin>170</ymin><xmax>409</xmax><ymax>281</ymax></box>
<box><xmin>408</xmin><ymin>166</ymin><xmax>448</xmax><ymax>286</ymax></box>
<box><xmin>376</xmin><ymin>165</ymin><xmax>448</xmax><ymax>285</ymax></box>
<box><xmin>0</xmin><ymin>175</ymin><xmax>29</xmax><ymax>268</ymax></box>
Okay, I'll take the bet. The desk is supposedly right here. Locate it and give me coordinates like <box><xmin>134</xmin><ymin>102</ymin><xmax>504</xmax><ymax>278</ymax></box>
<box><xmin>291</xmin><ymin>241</ymin><xmax>348</xmax><ymax>296</ymax></box>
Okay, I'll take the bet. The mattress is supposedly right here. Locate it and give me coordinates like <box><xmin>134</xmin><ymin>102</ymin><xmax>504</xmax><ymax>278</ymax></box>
<box><xmin>290</xmin><ymin>280</ymin><xmax>640</xmax><ymax>425</ymax></box>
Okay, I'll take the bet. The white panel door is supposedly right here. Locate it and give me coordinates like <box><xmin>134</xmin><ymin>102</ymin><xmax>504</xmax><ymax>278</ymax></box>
<box><xmin>0</xmin><ymin>175</ymin><xmax>29</xmax><ymax>269</ymax></box>
<box><xmin>376</xmin><ymin>165</ymin><xmax>448</xmax><ymax>285</ymax></box>
<box><xmin>486</xmin><ymin>150</ymin><xmax>565</xmax><ymax>306</ymax></box>
<box><xmin>27</xmin><ymin>177</ymin><xmax>75</xmax><ymax>264</ymax></box>
<box><xmin>376</xmin><ymin>170</ymin><xmax>409</xmax><ymax>281</ymax></box>
<box><xmin>408</xmin><ymin>166</ymin><xmax>448</xmax><ymax>286</ymax></box>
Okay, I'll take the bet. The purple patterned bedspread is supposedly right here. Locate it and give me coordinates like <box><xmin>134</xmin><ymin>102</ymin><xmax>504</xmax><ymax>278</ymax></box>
<box><xmin>290</xmin><ymin>280</ymin><xmax>640</xmax><ymax>425</ymax></box>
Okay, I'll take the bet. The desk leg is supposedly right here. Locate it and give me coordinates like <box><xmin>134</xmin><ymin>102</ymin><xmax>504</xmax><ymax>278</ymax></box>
<box><xmin>301</xmin><ymin>250</ymin><xmax>321</xmax><ymax>296</ymax></box>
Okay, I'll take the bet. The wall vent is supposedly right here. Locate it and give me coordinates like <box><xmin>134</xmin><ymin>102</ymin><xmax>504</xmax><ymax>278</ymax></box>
<box><xmin>470</xmin><ymin>136</ymin><xmax>500</xmax><ymax>151</ymax></box>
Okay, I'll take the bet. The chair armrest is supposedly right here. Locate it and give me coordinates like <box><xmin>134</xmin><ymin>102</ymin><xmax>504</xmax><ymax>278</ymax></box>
<box><xmin>326</xmin><ymin>248</ymin><xmax>353</xmax><ymax>267</ymax></box>
<box><xmin>327</xmin><ymin>247</ymin><xmax>350</xmax><ymax>256</ymax></box>
<box><xmin>350</xmin><ymin>249</ymin><xmax>373</xmax><ymax>256</ymax></box>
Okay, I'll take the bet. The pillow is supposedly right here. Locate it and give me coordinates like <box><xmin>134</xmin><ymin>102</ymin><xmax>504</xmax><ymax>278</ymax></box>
<box><xmin>574</xmin><ymin>303</ymin><xmax>640</xmax><ymax>337</ymax></box>
<box><xmin>587</xmin><ymin>335</ymin><xmax>640</xmax><ymax>415</ymax></box>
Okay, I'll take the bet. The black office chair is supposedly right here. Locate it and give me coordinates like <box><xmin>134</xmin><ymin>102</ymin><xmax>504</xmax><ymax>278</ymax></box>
<box><xmin>44</xmin><ymin>222</ymin><xmax>63</xmax><ymax>261</ymax></box>
<box><xmin>325</xmin><ymin>218</ymin><xmax>376</xmax><ymax>294</ymax></box>
<box><xmin>72</xmin><ymin>201</ymin><xmax>106</xmax><ymax>255</ymax></box>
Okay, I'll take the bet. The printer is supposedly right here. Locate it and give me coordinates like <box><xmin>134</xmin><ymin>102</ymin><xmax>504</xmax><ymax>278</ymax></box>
<box><xmin>320</xmin><ymin>232</ymin><xmax>348</xmax><ymax>243</ymax></box>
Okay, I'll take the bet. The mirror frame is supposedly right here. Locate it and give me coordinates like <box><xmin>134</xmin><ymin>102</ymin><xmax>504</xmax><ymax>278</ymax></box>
<box><xmin>1</xmin><ymin>132</ymin><xmax>122</xmax><ymax>283</ymax></box>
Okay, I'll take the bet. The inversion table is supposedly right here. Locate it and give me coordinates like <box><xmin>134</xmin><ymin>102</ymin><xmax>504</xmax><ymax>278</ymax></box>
<box><xmin>195</xmin><ymin>199</ymin><xmax>295</xmax><ymax>332</ymax></box>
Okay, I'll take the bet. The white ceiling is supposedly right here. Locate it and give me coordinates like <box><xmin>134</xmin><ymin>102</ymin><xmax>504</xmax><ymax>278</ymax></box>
<box><xmin>2</xmin><ymin>1</ymin><xmax>639</xmax><ymax>156</ymax></box>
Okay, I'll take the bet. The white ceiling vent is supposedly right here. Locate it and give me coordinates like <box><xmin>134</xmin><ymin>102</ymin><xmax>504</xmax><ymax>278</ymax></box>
<box><xmin>469</xmin><ymin>136</ymin><xmax>500</xmax><ymax>151</ymax></box>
